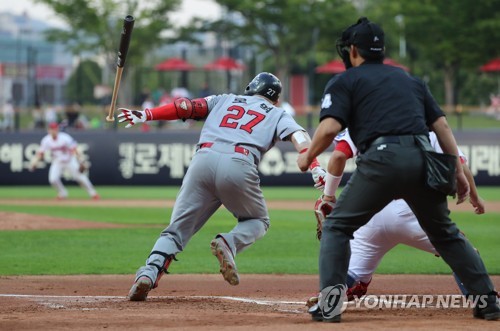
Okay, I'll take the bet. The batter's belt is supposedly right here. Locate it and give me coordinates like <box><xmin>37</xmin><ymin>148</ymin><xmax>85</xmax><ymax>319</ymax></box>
<box><xmin>199</xmin><ymin>142</ymin><xmax>250</xmax><ymax>156</ymax></box>
<box><xmin>197</xmin><ymin>142</ymin><xmax>256</xmax><ymax>164</ymax></box>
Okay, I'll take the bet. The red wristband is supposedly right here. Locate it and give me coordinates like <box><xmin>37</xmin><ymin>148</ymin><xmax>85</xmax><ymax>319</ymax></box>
<box><xmin>299</xmin><ymin>148</ymin><xmax>308</xmax><ymax>154</ymax></box>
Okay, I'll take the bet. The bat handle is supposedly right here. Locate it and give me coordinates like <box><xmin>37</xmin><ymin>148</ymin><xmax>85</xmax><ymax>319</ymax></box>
<box><xmin>106</xmin><ymin>67</ymin><xmax>124</xmax><ymax>122</ymax></box>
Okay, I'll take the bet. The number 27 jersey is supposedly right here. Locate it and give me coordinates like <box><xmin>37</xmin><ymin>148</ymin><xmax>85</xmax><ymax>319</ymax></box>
<box><xmin>199</xmin><ymin>94</ymin><xmax>304</xmax><ymax>162</ymax></box>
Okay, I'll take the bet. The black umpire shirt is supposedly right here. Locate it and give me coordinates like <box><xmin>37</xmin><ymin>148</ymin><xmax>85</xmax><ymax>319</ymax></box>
<box><xmin>319</xmin><ymin>60</ymin><xmax>445</xmax><ymax>152</ymax></box>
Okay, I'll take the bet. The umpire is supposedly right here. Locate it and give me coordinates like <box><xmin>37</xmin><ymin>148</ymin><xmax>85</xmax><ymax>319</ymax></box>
<box><xmin>298</xmin><ymin>17</ymin><xmax>499</xmax><ymax>323</ymax></box>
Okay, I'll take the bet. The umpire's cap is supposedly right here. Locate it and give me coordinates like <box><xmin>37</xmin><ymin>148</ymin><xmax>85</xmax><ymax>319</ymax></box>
<box><xmin>339</xmin><ymin>17</ymin><xmax>385</xmax><ymax>54</ymax></box>
<box><xmin>244</xmin><ymin>72</ymin><xmax>282</xmax><ymax>102</ymax></box>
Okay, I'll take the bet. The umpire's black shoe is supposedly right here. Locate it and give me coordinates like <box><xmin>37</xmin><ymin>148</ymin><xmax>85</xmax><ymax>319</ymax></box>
<box><xmin>473</xmin><ymin>293</ymin><xmax>500</xmax><ymax>321</ymax></box>
<box><xmin>308</xmin><ymin>304</ymin><xmax>341</xmax><ymax>323</ymax></box>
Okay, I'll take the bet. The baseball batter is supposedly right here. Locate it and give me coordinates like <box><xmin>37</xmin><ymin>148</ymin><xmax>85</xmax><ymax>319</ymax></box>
<box><xmin>118</xmin><ymin>72</ymin><xmax>326</xmax><ymax>301</ymax></box>
<box><xmin>30</xmin><ymin>122</ymin><xmax>99</xmax><ymax>200</ymax></box>
<box><xmin>315</xmin><ymin>129</ymin><xmax>484</xmax><ymax>300</ymax></box>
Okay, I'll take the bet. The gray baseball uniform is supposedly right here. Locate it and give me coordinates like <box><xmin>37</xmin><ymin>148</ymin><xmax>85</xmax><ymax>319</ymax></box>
<box><xmin>135</xmin><ymin>93</ymin><xmax>304</xmax><ymax>285</ymax></box>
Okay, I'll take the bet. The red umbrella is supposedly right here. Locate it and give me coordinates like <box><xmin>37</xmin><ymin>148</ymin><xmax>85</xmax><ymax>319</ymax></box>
<box><xmin>204</xmin><ymin>57</ymin><xmax>246</xmax><ymax>71</ymax></box>
<box><xmin>383</xmin><ymin>58</ymin><xmax>410</xmax><ymax>72</ymax></box>
<box><xmin>204</xmin><ymin>57</ymin><xmax>245</xmax><ymax>91</ymax></box>
<box><xmin>480</xmin><ymin>58</ymin><xmax>500</xmax><ymax>94</ymax></box>
<box><xmin>480</xmin><ymin>58</ymin><xmax>500</xmax><ymax>72</ymax></box>
<box><xmin>315</xmin><ymin>59</ymin><xmax>346</xmax><ymax>74</ymax></box>
<box><xmin>155</xmin><ymin>57</ymin><xmax>195</xmax><ymax>71</ymax></box>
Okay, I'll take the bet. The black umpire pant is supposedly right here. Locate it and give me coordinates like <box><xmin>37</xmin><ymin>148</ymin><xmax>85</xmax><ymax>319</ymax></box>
<box><xmin>320</xmin><ymin>135</ymin><xmax>495</xmax><ymax>296</ymax></box>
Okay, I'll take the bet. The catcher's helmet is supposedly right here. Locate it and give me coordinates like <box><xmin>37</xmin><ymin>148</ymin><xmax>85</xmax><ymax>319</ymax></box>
<box><xmin>244</xmin><ymin>72</ymin><xmax>282</xmax><ymax>102</ymax></box>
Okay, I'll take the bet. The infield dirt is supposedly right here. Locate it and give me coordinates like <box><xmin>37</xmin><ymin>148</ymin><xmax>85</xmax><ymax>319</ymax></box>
<box><xmin>0</xmin><ymin>199</ymin><xmax>499</xmax><ymax>330</ymax></box>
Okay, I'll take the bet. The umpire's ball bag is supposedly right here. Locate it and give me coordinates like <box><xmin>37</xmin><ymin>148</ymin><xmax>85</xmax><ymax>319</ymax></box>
<box><xmin>415</xmin><ymin>136</ymin><xmax>457</xmax><ymax>196</ymax></box>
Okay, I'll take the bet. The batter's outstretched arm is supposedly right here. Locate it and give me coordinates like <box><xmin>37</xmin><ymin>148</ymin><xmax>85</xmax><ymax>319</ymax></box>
<box><xmin>290</xmin><ymin>130</ymin><xmax>312</xmax><ymax>152</ymax></box>
<box><xmin>117</xmin><ymin>98</ymin><xmax>209</xmax><ymax>128</ymax></box>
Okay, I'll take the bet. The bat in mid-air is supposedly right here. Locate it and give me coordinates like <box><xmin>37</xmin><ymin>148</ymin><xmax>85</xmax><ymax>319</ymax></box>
<box><xmin>106</xmin><ymin>15</ymin><xmax>135</xmax><ymax>122</ymax></box>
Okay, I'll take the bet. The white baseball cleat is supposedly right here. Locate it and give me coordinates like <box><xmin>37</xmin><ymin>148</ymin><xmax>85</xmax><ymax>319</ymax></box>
<box><xmin>128</xmin><ymin>276</ymin><xmax>152</xmax><ymax>301</ymax></box>
<box><xmin>210</xmin><ymin>237</ymin><xmax>240</xmax><ymax>286</ymax></box>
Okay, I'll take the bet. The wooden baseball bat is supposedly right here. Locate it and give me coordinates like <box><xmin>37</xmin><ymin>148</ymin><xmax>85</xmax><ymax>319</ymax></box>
<box><xmin>106</xmin><ymin>15</ymin><xmax>135</xmax><ymax>122</ymax></box>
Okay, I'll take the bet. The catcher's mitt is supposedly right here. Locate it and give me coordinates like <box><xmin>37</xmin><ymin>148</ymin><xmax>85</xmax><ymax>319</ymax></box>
<box><xmin>314</xmin><ymin>196</ymin><xmax>336</xmax><ymax>240</ymax></box>
<box><xmin>78</xmin><ymin>162</ymin><xmax>87</xmax><ymax>173</ymax></box>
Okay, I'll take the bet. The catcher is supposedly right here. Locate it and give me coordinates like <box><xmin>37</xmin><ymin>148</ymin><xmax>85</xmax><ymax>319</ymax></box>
<box><xmin>30</xmin><ymin>122</ymin><xmax>99</xmax><ymax>200</ymax></box>
<box><xmin>309</xmin><ymin>129</ymin><xmax>486</xmax><ymax>305</ymax></box>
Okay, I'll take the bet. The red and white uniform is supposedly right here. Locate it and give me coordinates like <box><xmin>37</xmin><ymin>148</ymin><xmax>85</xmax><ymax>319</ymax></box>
<box><xmin>38</xmin><ymin>132</ymin><xmax>97</xmax><ymax>199</ymax></box>
<box><xmin>335</xmin><ymin>130</ymin><xmax>466</xmax><ymax>284</ymax></box>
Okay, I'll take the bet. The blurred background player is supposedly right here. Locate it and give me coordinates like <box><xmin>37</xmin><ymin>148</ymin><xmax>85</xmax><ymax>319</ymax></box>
<box><xmin>30</xmin><ymin>122</ymin><xmax>99</xmax><ymax>200</ymax></box>
<box><xmin>118</xmin><ymin>72</ymin><xmax>326</xmax><ymax>301</ymax></box>
<box><xmin>1</xmin><ymin>99</ymin><xmax>15</xmax><ymax>132</ymax></box>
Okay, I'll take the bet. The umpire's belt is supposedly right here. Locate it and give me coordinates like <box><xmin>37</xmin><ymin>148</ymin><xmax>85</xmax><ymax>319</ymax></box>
<box><xmin>363</xmin><ymin>135</ymin><xmax>429</xmax><ymax>152</ymax></box>
<box><xmin>198</xmin><ymin>142</ymin><xmax>250</xmax><ymax>156</ymax></box>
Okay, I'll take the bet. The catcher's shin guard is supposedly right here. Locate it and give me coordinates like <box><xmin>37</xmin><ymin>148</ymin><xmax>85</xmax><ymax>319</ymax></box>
<box><xmin>148</xmin><ymin>251</ymin><xmax>177</xmax><ymax>288</ymax></box>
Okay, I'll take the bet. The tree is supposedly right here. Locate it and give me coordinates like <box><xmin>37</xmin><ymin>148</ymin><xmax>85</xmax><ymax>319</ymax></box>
<box><xmin>191</xmin><ymin>0</ymin><xmax>357</xmax><ymax>100</ymax></box>
<box><xmin>365</xmin><ymin>0</ymin><xmax>500</xmax><ymax>109</ymax></box>
<box><xmin>35</xmin><ymin>0</ymin><xmax>182</xmax><ymax>104</ymax></box>
<box><xmin>65</xmin><ymin>59</ymin><xmax>101</xmax><ymax>104</ymax></box>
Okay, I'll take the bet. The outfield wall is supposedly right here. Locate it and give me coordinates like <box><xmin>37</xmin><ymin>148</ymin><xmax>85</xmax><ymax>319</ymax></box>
<box><xmin>1</xmin><ymin>130</ymin><xmax>499</xmax><ymax>186</ymax></box>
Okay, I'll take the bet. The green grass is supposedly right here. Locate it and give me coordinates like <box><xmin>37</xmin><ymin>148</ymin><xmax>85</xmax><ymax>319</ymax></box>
<box><xmin>2</xmin><ymin>185</ymin><xmax>500</xmax><ymax>201</ymax></box>
<box><xmin>0</xmin><ymin>185</ymin><xmax>324</xmax><ymax>201</ymax></box>
<box><xmin>444</xmin><ymin>112</ymin><xmax>500</xmax><ymax>130</ymax></box>
<box><xmin>0</xmin><ymin>186</ymin><xmax>499</xmax><ymax>276</ymax></box>
<box><xmin>0</xmin><ymin>205</ymin><xmax>170</xmax><ymax>225</ymax></box>
<box><xmin>0</xmin><ymin>186</ymin><xmax>181</xmax><ymax>200</ymax></box>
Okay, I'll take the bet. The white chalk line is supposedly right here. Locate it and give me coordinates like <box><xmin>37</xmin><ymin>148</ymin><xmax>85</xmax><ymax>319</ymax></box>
<box><xmin>0</xmin><ymin>294</ymin><xmax>305</xmax><ymax>314</ymax></box>
<box><xmin>0</xmin><ymin>294</ymin><xmax>470</xmax><ymax>311</ymax></box>
<box><xmin>0</xmin><ymin>294</ymin><xmax>305</xmax><ymax>313</ymax></box>
<box><xmin>0</xmin><ymin>293</ymin><xmax>303</xmax><ymax>304</ymax></box>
